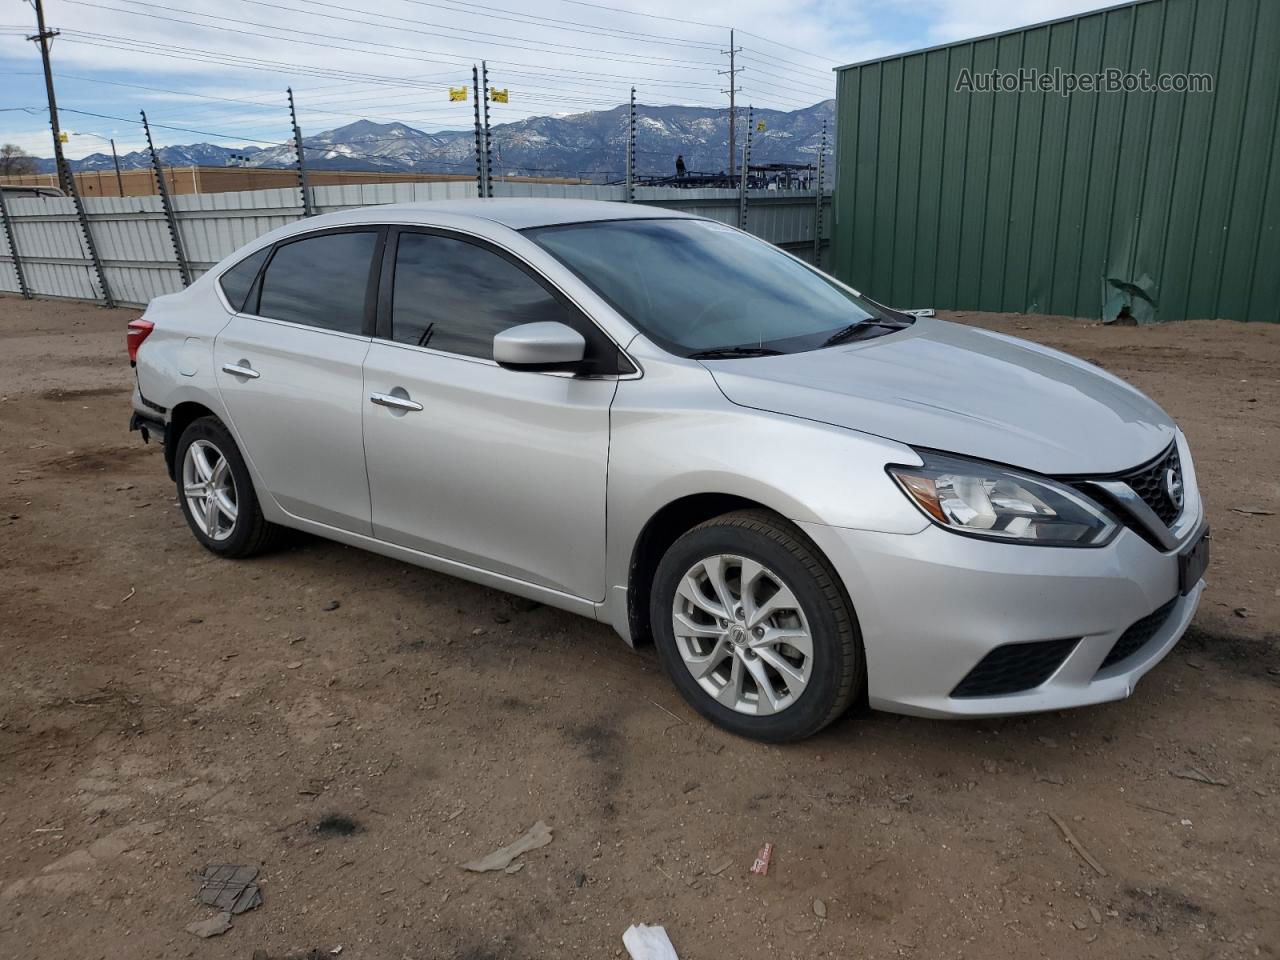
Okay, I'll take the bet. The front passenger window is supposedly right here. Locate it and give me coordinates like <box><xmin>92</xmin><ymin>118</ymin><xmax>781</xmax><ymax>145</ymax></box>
<box><xmin>391</xmin><ymin>232</ymin><xmax>577</xmax><ymax>359</ymax></box>
<box><xmin>258</xmin><ymin>231</ymin><xmax>378</xmax><ymax>334</ymax></box>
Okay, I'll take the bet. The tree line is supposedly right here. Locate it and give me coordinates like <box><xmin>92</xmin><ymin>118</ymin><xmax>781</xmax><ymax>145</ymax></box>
<box><xmin>1</xmin><ymin>145</ymin><xmax>38</xmax><ymax>177</ymax></box>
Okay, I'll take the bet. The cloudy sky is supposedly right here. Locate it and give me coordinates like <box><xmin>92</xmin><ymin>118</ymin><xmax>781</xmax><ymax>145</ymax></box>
<box><xmin>1</xmin><ymin>0</ymin><xmax>1117</xmax><ymax>160</ymax></box>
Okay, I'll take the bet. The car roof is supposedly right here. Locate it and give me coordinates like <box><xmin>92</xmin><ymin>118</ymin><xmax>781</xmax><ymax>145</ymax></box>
<box><xmin>283</xmin><ymin>198</ymin><xmax>698</xmax><ymax>233</ymax></box>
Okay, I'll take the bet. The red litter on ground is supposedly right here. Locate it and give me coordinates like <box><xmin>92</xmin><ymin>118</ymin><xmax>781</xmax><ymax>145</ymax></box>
<box><xmin>750</xmin><ymin>843</ymin><xmax>774</xmax><ymax>876</ymax></box>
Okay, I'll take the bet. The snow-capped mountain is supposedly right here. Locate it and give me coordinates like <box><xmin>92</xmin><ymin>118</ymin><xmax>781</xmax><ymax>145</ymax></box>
<box><xmin>38</xmin><ymin>100</ymin><xmax>834</xmax><ymax>180</ymax></box>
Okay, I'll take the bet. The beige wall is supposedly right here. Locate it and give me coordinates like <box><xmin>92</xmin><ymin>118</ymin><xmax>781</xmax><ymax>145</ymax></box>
<box><xmin>2</xmin><ymin>167</ymin><xmax>585</xmax><ymax>197</ymax></box>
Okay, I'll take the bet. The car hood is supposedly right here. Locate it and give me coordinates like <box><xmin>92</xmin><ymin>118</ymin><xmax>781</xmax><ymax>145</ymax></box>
<box><xmin>703</xmin><ymin>318</ymin><xmax>1175</xmax><ymax>475</ymax></box>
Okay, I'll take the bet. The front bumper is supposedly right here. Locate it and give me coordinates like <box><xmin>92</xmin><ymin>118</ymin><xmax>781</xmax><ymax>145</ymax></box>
<box><xmin>800</xmin><ymin>518</ymin><xmax>1205</xmax><ymax>719</ymax></box>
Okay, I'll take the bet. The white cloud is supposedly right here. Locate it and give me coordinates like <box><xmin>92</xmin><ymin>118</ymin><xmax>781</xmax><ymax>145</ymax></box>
<box><xmin>909</xmin><ymin>0</ymin><xmax>1123</xmax><ymax>46</ymax></box>
<box><xmin>0</xmin><ymin>0</ymin><xmax>1119</xmax><ymax>155</ymax></box>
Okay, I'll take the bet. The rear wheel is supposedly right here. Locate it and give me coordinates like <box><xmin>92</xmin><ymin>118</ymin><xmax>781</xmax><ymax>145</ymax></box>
<box><xmin>650</xmin><ymin>510</ymin><xmax>862</xmax><ymax>742</ymax></box>
<box><xmin>175</xmin><ymin>416</ymin><xmax>279</xmax><ymax>558</ymax></box>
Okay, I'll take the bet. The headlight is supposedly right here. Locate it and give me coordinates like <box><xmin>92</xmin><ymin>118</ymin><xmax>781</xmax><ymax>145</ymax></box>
<box><xmin>888</xmin><ymin>453</ymin><xmax>1117</xmax><ymax>547</ymax></box>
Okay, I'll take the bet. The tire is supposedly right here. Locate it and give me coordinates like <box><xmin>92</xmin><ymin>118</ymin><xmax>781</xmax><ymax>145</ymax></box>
<box><xmin>174</xmin><ymin>415</ymin><xmax>280</xmax><ymax>558</ymax></box>
<box><xmin>650</xmin><ymin>509</ymin><xmax>863</xmax><ymax>742</ymax></box>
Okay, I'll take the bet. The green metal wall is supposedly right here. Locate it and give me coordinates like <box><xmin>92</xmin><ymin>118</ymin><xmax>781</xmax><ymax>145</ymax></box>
<box><xmin>832</xmin><ymin>0</ymin><xmax>1280</xmax><ymax>323</ymax></box>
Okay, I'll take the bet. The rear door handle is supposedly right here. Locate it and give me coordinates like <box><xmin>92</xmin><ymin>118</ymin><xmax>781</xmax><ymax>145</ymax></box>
<box><xmin>221</xmin><ymin>362</ymin><xmax>260</xmax><ymax>379</ymax></box>
<box><xmin>370</xmin><ymin>392</ymin><xmax>424</xmax><ymax>412</ymax></box>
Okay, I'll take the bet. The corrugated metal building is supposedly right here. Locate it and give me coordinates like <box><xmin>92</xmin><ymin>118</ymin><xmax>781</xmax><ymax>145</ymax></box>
<box><xmin>831</xmin><ymin>0</ymin><xmax>1280</xmax><ymax>323</ymax></box>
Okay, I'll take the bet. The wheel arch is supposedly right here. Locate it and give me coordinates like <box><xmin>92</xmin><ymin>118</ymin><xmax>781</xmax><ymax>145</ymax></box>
<box><xmin>165</xmin><ymin>400</ymin><xmax>219</xmax><ymax>480</ymax></box>
<box><xmin>625</xmin><ymin>493</ymin><xmax>790</xmax><ymax>647</ymax></box>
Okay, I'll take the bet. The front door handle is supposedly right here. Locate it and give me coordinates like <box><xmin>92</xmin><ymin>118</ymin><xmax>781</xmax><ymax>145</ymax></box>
<box><xmin>370</xmin><ymin>391</ymin><xmax>424</xmax><ymax>412</ymax></box>
<box><xmin>221</xmin><ymin>362</ymin><xmax>260</xmax><ymax>379</ymax></box>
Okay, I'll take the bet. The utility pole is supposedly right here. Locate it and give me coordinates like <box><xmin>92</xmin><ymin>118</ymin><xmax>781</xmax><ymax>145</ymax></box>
<box><xmin>73</xmin><ymin>132</ymin><xmax>125</xmax><ymax>196</ymax></box>
<box><xmin>109</xmin><ymin>138</ymin><xmax>123</xmax><ymax>196</ymax></box>
<box><xmin>142</xmin><ymin>111</ymin><xmax>191</xmax><ymax>288</ymax></box>
<box><xmin>719</xmin><ymin>28</ymin><xmax>743</xmax><ymax>178</ymax></box>
<box><xmin>27</xmin><ymin>0</ymin><xmax>70</xmax><ymax>194</ymax></box>
<box><xmin>472</xmin><ymin>64</ymin><xmax>487</xmax><ymax>197</ymax></box>
<box><xmin>813</xmin><ymin>119</ymin><xmax>827</xmax><ymax>265</ymax></box>
<box><xmin>287</xmin><ymin>87</ymin><xmax>313</xmax><ymax>217</ymax></box>
<box><xmin>481</xmin><ymin>61</ymin><xmax>493</xmax><ymax>198</ymax></box>
<box><xmin>27</xmin><ymin>0</ymin><xmax>113</xmax><ymax>306</ymax></box>
<box><xmin>738</xmin><ymin>105</ymin><xmax>754</xmax><ymax>230</ymax></box>
<box><xmin>625</xmin><ymin>86</ymin><xmax>637</xmax><ymax>203</ymax></box>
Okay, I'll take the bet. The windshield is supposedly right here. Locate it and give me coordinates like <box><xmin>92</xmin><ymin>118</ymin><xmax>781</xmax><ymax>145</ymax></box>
<box><xmin>525</xmin><ymin>218</ymin><xmax>910</xmax><ymax>357</ymax></box>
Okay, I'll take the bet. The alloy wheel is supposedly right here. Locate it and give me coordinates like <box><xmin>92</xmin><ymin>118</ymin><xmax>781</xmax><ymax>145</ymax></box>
<box><xmin>182</xmin><ymin>438</ymin><xmax>238</xmax><ymax>541</ymax></box>
<box><xmin>671</xmin><ymin>554</ymin><xmax>814</xmax><ymax>715</ymax></box>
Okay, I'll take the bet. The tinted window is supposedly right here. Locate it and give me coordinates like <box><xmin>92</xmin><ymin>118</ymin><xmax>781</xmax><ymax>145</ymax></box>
<box><xmin>217</xmin><ymin>247</ymin><xmax>269</xmax><ymax>313</ymax></box>
<box><xmin>391</xmin><ymin>232</ymin><xmax>575</xmax><ymax>360</ymax></box>
<box><xmin>258</xmin><ymin>231</ymin><xmax>377</xmax><ymax>333</ymax></box>
<box><xmin>527</xmin><ymin>219</ymin><xmax>909</xmax><ymax>357</ymax></box>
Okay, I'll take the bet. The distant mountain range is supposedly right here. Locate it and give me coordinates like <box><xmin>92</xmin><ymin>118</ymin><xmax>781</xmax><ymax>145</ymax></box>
<box><xmin>36</xmin><ymin>100</ymin><xmax>834</xmax><ymax>181</ymax></box>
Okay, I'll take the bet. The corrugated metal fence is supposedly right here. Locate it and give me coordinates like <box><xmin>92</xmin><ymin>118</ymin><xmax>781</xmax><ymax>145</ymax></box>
<box><xmin>832</xmin><ymin>0</ymin><xmax>1280</xmax><ymax>323</ymax></box>
<box><xmin>0</xmin><ymin>180</ymin><xmax>831</xmax><ymax>308</ymax></box>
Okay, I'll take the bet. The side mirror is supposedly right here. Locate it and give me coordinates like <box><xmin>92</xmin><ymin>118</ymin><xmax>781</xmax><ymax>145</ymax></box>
<box><xmin>493</xmin><ymin>321</ymin><xmax>586</xmax><ymax>371</ymax></box>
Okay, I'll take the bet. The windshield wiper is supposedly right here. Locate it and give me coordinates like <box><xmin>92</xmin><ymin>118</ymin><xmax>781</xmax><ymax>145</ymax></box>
<box><xmin>820</xmin><ymin>318</ymin><xmax>881</xmax><ymax>347</ymax></box>
<box><xmin>688</xmin><ymin>345</ymin><xmax>784</xmax><ymax>359</ymax></box>
<box><xmin>819</xmin><ymin>317</ymin><xmax>911</xmax><ymax>348</ymax></box>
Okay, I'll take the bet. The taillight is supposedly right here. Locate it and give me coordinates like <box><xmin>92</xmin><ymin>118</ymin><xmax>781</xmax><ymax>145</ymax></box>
<box><xmin>126</xmin><ymin>318</ymin><xmax>155</xmax><ymax>366</ymax></box>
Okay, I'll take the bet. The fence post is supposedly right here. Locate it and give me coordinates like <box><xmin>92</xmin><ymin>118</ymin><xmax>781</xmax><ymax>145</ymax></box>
<box><xmin>738</xmin><ymin>105</ymin><xmax>754</xmax><ymax>230</ymax></box>
<box><xmin>481</xmin><ymin>61</ymin><xmax>493</xmax><ymax>198</ymax></box>
<box><xmin>141</xmin><ymin>111</ymin><xmax>191</xmax><ymax>288</ymax></box>
<box><xmin>472</xmin><ymin>65</ymin><xmax>487</xmax><ymax>196</ymax></box>
<box><xmin>0</xmin><ymin>185</ymin><xmax>32</xmax><ymax>299</ymax></box>
<box><xmin>288</xmin><ymin>87</ymin><xmax>314</xmax><ymax>217</ymax></box>
<box><xmin>626</xmin><ymin>86</ymin><xmax>637</xmax><ymax>203</ymax></box>
<box><xmin>61</xmin><ymin>156</ymin><xmax>114</xmax><ymax>307</ymax></box>
<box><xmin>813</xmin><ymin>119</ymin><xmax>827</xmax><ymax>266</ymax></box>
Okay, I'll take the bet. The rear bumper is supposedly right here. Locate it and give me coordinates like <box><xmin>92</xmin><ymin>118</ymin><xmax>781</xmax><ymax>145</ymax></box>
<box><xmin>129</xmin><ymin>410</ymin><xmax>167</xmax><ymax>445</ymax></box>
<box><xmin>129</xmin><ymin>382</ymin><xmax>167</xmax><ymax>441</ymax></box>
<box><xmin>799</xmin><ymin>518</ymin><xmax>1205</xmax><ymax>719</ymax></box>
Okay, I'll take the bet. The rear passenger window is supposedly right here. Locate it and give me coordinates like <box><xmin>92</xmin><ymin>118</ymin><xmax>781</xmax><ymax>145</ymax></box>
<box><xmin>391</xmin><ymin>232</ymin><xmax>577</xmax><ymax>359</ymax></box>
<box><xmin>258</xmin><ymin>231</ymin><xmax>378</xmax><ymax>334</ymax></box>
<box><xmin>218</xmin><ymin>247</ymin><xmax>269</xmax><ymax>313</ymax></box>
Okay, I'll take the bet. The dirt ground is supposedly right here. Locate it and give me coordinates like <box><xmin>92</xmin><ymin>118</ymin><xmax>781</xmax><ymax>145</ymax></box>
<box><xmin>0</xmin><ymin>294</ymin><xmax>1277</xmax><ymax>960</ymax></box>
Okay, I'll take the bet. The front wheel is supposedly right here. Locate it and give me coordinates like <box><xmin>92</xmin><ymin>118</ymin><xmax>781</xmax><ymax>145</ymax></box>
<box><xmin>175</xmin><ymin>416</ymin><xmax>280</xmax><ymax>558</ymax></box>
<box><xmin>650</xmin><ymin>510</ymin><xmax>863</xmax><ymax>742</ymax></box>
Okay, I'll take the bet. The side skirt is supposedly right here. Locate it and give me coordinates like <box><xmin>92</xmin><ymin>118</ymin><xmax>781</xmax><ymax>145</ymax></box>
<box><xmin>279</xmin><ymin>513</ymin><xmax>604</xmax><ymax>624</ymax></box>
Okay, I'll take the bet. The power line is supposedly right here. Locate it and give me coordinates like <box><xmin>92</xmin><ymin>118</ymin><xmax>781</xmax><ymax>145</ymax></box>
<box><xmin>58</xmin><ymin>106</ymin><xmax>291</xmax><ymax>147</ymax></box>
<box><xmin>739</xmin><ymin>48</ymin><xmax>834</xmax><ymax>80</ymax></box>
<box><xmin>54</xmin><ymin>29</ymin><xmax>731</xmax><ymax>92</ymax></box>
<box><xmin>251</xmin><ymin>0</ymin><xmax>723</xmax><ymax>66</ymax></box>
<box><xmin>737</xmin><ymin>29</ymin><xmax>839</xmax><ymax>65</ymax></box>
<box><xmin>63</xmin><ymin>0</ymin><xmax>723</xmax><ymax>73</ymax></box>
<box><xmin>287</xmin><ymin>0</ymin><xmax>720</xmax><ymax>58</ymax></box>
<box><xmin>733</xmin><ymin>67</ymin><xmax>828</xmax><ymax>99</ymax></box>
<box><xmin>395</xmin><ymin>0</ymin><xmax>720</xmax><ymax>50</ymax></box>
<box><xmin>542</xmin><ymin>0</ymin><xmax>842</xmax><ymax>67</ymax></box>
<box><xmin>550</xmin><ymin>0</ymin><xmax>728</xmax><ymax>30</ymax></box>
<box><xmin>739</xmin><ymin>86</ymin><xmax>826</xmax><ymax>110</ymax></box>
<box><xmin>34</xmin><ymin>34</ymin><xmax>804</xmax><ymax>134</ymax></box>
<box><xmin>27</xmin><ymin>71</ymin><xmax>638</xmax><ymax>130</ymax></box>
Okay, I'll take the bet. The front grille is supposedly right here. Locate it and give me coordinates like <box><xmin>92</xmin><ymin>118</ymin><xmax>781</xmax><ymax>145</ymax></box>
<box><xmin>951</xmin><ymin>637</ymin><xmax>1079</xmax><ymax>698</ymax></box>
<box><xmin>1117</xmin><ymin>444</ymin><xmax>1184</xmax><ymax>526</ymax></box>
<box><xmin>1098</xmin><ymin>598</ymin><xmax>1178</xmax><ymax>671</ymax></box>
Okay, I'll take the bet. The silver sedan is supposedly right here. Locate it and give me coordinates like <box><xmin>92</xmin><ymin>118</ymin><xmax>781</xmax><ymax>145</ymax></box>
<box><xmin>128</xmin><ymin>199</ymin><xmax>1209</xmax><ymax>741</ymax></box>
